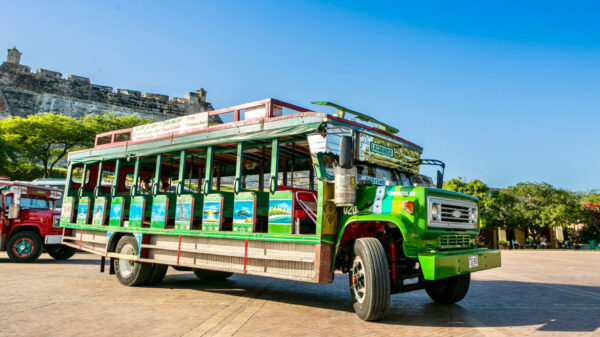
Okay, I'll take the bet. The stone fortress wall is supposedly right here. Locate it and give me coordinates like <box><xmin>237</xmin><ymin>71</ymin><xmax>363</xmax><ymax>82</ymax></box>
<box><xmin>0</xmin><ymin>47</ymin><xmax>214</xmax><ymax>121</ymax></box>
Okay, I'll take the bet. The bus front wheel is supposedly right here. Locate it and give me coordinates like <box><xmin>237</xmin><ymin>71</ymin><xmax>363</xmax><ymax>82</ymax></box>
<box><xmin>425</xmin><ymin>273</ymin><xmax>471</xmax><ymax>304</ymax></box>
<box><xmin>348</xmin><ymin>238</ymin><xmax>391</xmax><ymax>321</ymax></box>
<box><xmin>113</xmin><ymin>236</ymin><xmax>152</xmax><ymax>286</ymax></box>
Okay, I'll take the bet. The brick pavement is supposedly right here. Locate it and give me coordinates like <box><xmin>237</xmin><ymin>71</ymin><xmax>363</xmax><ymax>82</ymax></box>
<box><xmin>0</xmin><ymin>250</ymin><xmax>598</xmax><ymax>336</ymax></box>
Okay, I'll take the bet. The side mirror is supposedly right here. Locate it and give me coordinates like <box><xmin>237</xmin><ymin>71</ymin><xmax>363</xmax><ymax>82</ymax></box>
<box><xmin>339</xmin><ymin>135</ymin><xmax>354</xmax><ymax>169</ymax></box>
<box><xmin>436</xmin><ymin>170</ymin><xmax>444</xmax><ymax>189</ymax></box>
<box><xmin>7</xmin><ymin>204</ymin><xmax>20</xmax><ymax>219</ymax></box>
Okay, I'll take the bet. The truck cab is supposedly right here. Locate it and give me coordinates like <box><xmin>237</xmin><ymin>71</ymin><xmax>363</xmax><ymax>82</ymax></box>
<box><xmin>0</xmin><ymin>181</ymin><xmax>75</xmax><ymax>262</ymax></box>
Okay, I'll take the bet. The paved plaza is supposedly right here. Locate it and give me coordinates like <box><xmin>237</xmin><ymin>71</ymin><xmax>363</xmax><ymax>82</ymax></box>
<box><xmin>0</xmin><ymin>250</ymin><xmax>598</xmax><ymax>336</ymax></box>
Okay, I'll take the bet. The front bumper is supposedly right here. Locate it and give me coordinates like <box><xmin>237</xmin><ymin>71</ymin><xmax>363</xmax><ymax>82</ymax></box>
<box><xmin>418</xmin><ymin>248</ymin><xmax>501</xmax><ymax>281</ymax></box>
<box><xmin>44</xmin><ymin>235</ymin><xmax>63</xmax><ymax>245</ymax></box>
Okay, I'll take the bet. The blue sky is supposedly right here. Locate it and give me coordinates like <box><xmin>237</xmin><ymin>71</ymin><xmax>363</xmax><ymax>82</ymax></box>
<box><xmin>1</xmin><ymin>1</ymin><xmax>598</xmax><ymax>191</ymax></box>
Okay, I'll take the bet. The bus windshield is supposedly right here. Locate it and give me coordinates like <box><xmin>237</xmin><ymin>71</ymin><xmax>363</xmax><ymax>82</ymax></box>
<box><xmin>20</xmin><ymin>197</ymin><xmax>50</xmax><ymax>210</ymax></box>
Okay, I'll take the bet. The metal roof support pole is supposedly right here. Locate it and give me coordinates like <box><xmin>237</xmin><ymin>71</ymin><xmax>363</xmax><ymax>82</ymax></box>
<box><xmin>203</xmin><ymin>146</ymin><xmax>214</xmax><ymax>194</ymax></box>
<box><xmin>112</xmin><ymin>159</ymin><xmax>120</xmax><ymax>198</ymax></box>
<box><xmin>153</xmin><ymin>154</ymin><xmax>162</xmax><ymax>196</ymax></box>
<box><xmin>94</xmin><ymin>161</ymin><xmax>103</xmax><ymax>198</ymax></box>
<box><xmin>234</xmin><ymin>142</ymin><xmax>244</xmax><ymax>194</ymax></box>
<box><xmin>131</xmin><ymin>157</ymin><xmax>140</xmax><ymax>196</ymax></box>
<box><xmin>177</xmin><ymin>150</ymin><xmax>186</xmax><ymax>195</ymax></box>
<box><xmin>79</xmin><ymin>163</ymin><xmax>87</xmax><ymax>198</ymax></box>
<box><xmin>270</xmin><ymin>138</ymin><xmax>279</xmax><ymax>194</ymax></box>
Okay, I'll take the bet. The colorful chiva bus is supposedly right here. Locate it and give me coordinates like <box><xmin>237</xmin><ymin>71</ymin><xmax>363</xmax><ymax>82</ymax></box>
<box><xmin>60</xmin><ymin>98</ymin><xmax>500</xmax><ymax>321</ymax></box>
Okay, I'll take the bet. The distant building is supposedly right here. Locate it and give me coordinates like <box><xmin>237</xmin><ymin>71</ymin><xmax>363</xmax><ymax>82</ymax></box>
<box><xmin>0</xmin><ymin>47</ymin><xmax>217</xmax><ymax>121</ymax></box>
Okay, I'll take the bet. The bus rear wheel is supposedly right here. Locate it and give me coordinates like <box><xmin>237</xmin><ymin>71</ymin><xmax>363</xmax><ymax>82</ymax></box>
<box><xmin>113</xmin><ymin>236</ymin><xmax>152</xmax><ymax>286</ymax></box>
<box><xmin>425</xmin><ymin>273</ymin><xmax>471</xmax><ymax>304</ymax></box>
<box><xmin>47</xmin><ymin>245</ymin><xmax>76</xmax><ymax>260</ymax></box>
<box><xmin>7</xmin><ymin>231</ymin><xmax>43</xmax><ymax>263</ymax></box>
<box><xmin>145</xmin><ymin>264</ymin><xmax>168</xmax><ymax>285</ymax></box>
<box><xmin>193</xmin><ymin>269</ymin><xmax>233</xmax><ymax>281</ymax></box>
<box><xmin>348</xmin><ymin>238</ymin><xmax>390</xmax><ymax>321</ymax></box>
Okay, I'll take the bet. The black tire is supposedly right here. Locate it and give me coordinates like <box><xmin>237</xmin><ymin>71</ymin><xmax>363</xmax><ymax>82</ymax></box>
<box><xmin>145</xmin><ymin>264</ymin><xmax>168</xmax><ymax>285</ymax></box>
<box><xmin>171</xmin><ymin>265</ymin><xmax>193</xmax><ymax>272</ymax></box>
<box><xmin>348</xmin><ymin>238</ymin><xmax>391</xmax><ymax>321</ymax></box>
<box><xmin>47</xmin><ymin>245</ymin><xmax>76</xmax><ymax>260</ymax></box>
<box><xmin>193</xmin><ymin>269</ymin><xmax>233</xmax><ymax>281</ymax></box>
<box><xmin>113</xmin><ymin>236</ymin><xmax>152</xmax><ymax>286</ymax></box>
<box><xmin>7</xmin><ymin>231</ymin><xmax>43</xmax><ymax>263</ymax></box>
<box><xmin>425</xmin><ymin>273</ymin><xmax>471</xmax><ymax>304</ymax></box>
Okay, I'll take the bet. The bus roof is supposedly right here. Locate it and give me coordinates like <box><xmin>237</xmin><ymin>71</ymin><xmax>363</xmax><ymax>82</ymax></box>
<box><xmin>69</xmin><ymin>98</ymin><xmax>422</xmax><ymax>163</ymax></box>
<box><xmin>0</xmin><ymin>180</ymin><xmax>63</xmax><ymax>199</ymax></box>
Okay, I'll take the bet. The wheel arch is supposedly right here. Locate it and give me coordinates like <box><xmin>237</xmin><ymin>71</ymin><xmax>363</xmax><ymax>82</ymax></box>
<box><xmin>334</xmin><ymin>215</ymin><xmax>408</xmax><ymax>271</ymax></box>
<box><xmin>8</xmin><ymin>224</ymin><xmax>42</xmax><ymax>240</ymax></box>
<box><xmin>106</xmin><ymin>232</ymin><xmax>131</xmax><ymax>253</ymax></box>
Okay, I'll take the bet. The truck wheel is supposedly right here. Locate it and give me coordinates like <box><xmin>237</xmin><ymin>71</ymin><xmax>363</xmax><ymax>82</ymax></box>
<box><xmin>425</xmin><ymin>273</ymin><xmax>471</xmax><ymax>304</ymax></box>
<box><xmin>348</xmin><ymin>238</ymin><xmax>391</xmax><ymax>321</ymax></box>
<box><xmin>113</xmin><ymin>236</ymin><xmax>152</xmax><ymax>286</ymax></box>
<box><xmin>145</xmin><ymin>264</ymin><xmax>168</xmax><ymax>285</ymax></box>
<box><xmin>193</xmin><ymin>269</ymin><xmax>233</xmax><ymax>281</ymax></box>
<box><xmin>47</xmin><ymin>245</ymin><xmax>76</xmax><ymax>260</ymax></box>
<box><xmin>7</xmin><ymin>231</ymin><xmax>43</xmax><ymax>263</ymax></box>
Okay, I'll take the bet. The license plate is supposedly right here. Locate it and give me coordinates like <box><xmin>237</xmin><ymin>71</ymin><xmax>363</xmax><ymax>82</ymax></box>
<box><xmin>468</xmin><ymin>255</ymin><xmax>479</xmax><ymax>269</ymax></box>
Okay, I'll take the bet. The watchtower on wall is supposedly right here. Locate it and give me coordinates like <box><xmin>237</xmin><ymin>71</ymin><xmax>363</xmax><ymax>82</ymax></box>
<box><xmin>6</xmin><ymin>47</ymin><xmax>21</xmax><ymax>65</ymax></box>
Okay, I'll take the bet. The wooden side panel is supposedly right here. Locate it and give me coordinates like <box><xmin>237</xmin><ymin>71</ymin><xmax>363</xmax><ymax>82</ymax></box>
<box><xmin>62</xmin><ymin>229</ymin><xmax>108</xmax><ymax>254</ymax></box>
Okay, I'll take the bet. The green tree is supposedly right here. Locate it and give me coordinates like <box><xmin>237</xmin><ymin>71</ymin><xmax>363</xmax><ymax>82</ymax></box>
<box><xmin>0</xmin><ymin>131</ymin><xmax>17</xmax><ymax>174</ymax></box>
<box><xmin>0</xmin><ymin>112</ymin><xmax>152</xmax><ymax>179</ymax></box>
<box><xmin>501</xmin><ymin>183</ymin><xmax>580</xmax><ymax>243</ymax></box>
<box><xmin>1</xmin><ymin>113</ymin><xmax>94</xmax><ymax>178</ymax></box>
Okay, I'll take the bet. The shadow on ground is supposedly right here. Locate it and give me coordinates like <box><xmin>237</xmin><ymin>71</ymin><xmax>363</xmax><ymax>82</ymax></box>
<box><xmin>153</xmin><ymin>272</ymin><xmax>600</xmax><ymax>332</ymax></box>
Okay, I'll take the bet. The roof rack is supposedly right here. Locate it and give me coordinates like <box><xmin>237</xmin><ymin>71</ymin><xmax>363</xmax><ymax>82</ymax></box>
<box><xmin>311</xmin><ymin>101</ymin><xmax>399</xmax><ymax>134</ymax></box>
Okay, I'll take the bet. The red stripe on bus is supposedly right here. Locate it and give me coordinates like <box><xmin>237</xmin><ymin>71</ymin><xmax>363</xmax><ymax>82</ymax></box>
<box><xmin>390</xmin><ymin>243</ymin><xmax>396</xmax><ymax>280</ymax></box>
<box><xmin>243</xmin><ymin>239</ymin><xmax>248</xmax><ymax>273</ymax></box>
<box><xmin>176</xmin><ymin>235</ymin><xmax>182</xmax><ymax>265</ymax></box>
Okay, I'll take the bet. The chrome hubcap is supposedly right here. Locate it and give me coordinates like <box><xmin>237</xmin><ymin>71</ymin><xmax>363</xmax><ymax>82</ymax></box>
<box><xmin>351</xmin><ymin>256</ymin><xmax>367</xmax><ymax>304</ymax></box>
<box><xmin>118</xmin><ymin>243</ymin><xmax>136</xmax><ymax>278</ymax></box>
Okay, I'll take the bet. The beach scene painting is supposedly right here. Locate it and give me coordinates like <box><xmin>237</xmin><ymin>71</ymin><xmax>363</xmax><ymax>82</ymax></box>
<box><xmin>233</xmin><ymin>198</ymin><xmax>255</xmax><ymax>232</ymax></box>
<box><xmin>202</xmin><ymin>195</ymin><xmax>222</xmax><ymax>231</ymax></box>
<box><xmin>76</xmin><ymin>198</ymin><xmax>89</xmax><ymax>225</ymax></box>
<box><xmin>268</xmin><ymin>199</ymin><xmax>292</xmax><ymax>225</ymax></box>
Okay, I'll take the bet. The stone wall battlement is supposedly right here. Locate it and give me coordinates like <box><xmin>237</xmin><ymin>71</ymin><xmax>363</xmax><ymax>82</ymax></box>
<box><xmin>0</xmin><ymin>47</ymin><xmax>213</xmax><ymax>121</ymax></box>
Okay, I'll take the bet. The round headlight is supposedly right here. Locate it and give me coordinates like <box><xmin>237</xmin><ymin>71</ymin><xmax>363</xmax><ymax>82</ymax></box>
<box><xmin>431</xmin><ymin>203</ymin><xmax>441</xmax><ymax>221</ymax></box>
<box><xmin>470</xmin><ymin>208</ymin><xmax>478</xmax><ymax>223</ymax></box>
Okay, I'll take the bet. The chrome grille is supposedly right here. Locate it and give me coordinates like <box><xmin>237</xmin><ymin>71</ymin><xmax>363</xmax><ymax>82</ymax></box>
<box><xmin>439</xmin><ymin>235</ymin><xmax>470</xmax><ymax>248</ymax></box>
<box><xmin>440</xmin><ymin>204</ymin><xmax>470</xmax><ymax>223</ymax></box>
<box><xmin>428</xmin><ymin>196</ymin><xmax>478</xmax><ymax>229</ymax></box>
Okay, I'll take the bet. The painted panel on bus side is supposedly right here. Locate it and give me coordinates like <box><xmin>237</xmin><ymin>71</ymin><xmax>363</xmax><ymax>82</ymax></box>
<box><xmin>233</xmin><ymin>192</ymin><xmax>256</xmax><ymax>232</ymax></box>
<box><xmin>60</xmin><ymin>196</ymin><xmax>74</xmax><ymax>225</ymax></box>
<box><xmin>268</xmin><ymin>191</ymin><xmax>293</xmax><ymax>234</ymax></box>
<box><xmin>92</xmin><ymin>197</ymin><xmax>107</xmax><ymax>226</ymax></box>
<box><xmin>76</xmin><ymin>197</ymin><xmax>91</xmax><ymax>225</ymax></box>
<box><xmin>202</xmin><ymin>194</ymin><xmax>222</xmax><ymax>231</ymax></box>
<box><xmin>175</xmin><ymin>194</ymin><xmax>194</xmax><ymax>230</ymax></box>
<box><xmin>150</xmin><ymin>195</ymin><xmax>168</xmax><ymax>229</ymax></box>
<box><xmin>109</xmin><ymin>197</ymin><xmax>124</xmax><ymax>227</ymax></box>
<box><xmin>129</xmin><ymin>196</ymin><xmax>145</xmax><ymax>228</ymax></box>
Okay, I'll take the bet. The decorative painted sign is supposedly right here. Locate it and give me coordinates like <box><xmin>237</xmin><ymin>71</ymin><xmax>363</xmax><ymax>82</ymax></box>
<box><xmin>202</xmin><ymin>194</ymin><xmax>223</xmax><ymax>231</ymax></box>
<box><xmin>175</xmin><ymin>194</ymin><xmax>194</xmax><ymax>230</ymax></box>
<box><xmin>131</xmin><ymin>112</ymin><xmax>209</xmax><ymax>142</ymax></box>
<box><xmin>150</xmin><ymin>195</ymin><xmax>168</xmax><ymax>229</ymax></box>
<box><xmin>109</xmin><ymin>197</ymin><xmax>124</xmax><ymax>227</ymax></box>
<box><xmin>60</xmin><ymin>197</ymin><xmax>74</xmax><ymax>225</ymax></box>
<box><xmin>76</xmin><ymin>197</ymin><xmax>91</xmax><ymax>225</ymax></box>
<box><xmin>268</xmin><ymin>191</ymin><xmax>293</xmax><ymax>234</ymax></box>
<box><xmin>92</xmin><ymin>197</ymin><xmax>107</xmax><ymax>226</ymax></box>
<box><xmin>358</xmin><ymin>132</ymin><xmax>421</xmax><ymax>174</ymax></box>
<box><xmin>128</xmin><ymin>196</ymin><xmax>146</xmax><ymax>228</ymax></box>
<box><xmin>233</xmin><ymin>192</ymin><xmax>256</xmax><ymax>232</ymax></box>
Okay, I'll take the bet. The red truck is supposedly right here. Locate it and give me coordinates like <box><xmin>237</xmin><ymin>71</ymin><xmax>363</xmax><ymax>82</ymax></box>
<box><xmin>0</xmin><ymin>181</ymin><xmax>75</xmax><ymax>262</ymax></box>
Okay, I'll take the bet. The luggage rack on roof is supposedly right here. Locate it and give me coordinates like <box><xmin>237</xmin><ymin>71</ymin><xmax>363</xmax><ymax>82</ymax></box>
<box><xmin>93</xmin><ymin>98</ymin><xmax>313</xmax><ymax>147</ymax></box>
